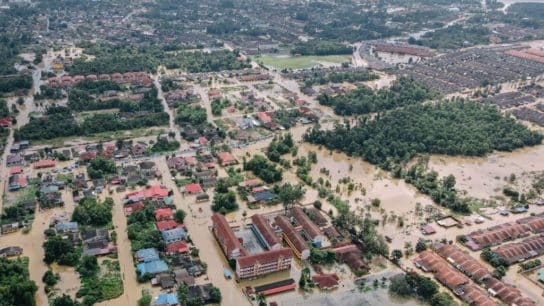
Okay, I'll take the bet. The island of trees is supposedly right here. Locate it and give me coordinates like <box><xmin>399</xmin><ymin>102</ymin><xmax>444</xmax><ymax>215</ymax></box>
<box><xmin>291</xmin><ymin>40</ymin><xmax>353</xmax><ymax>56</ymax></box>
<box><xmin>317</xmin><ymin>77</ymin><xmax>438</xmax><ymax>115</ymax></box>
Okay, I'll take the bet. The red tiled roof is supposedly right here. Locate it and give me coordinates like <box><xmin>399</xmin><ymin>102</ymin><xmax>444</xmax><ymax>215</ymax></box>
<box><xmin>166</xmin><ymin>241</ymin><xmax>189</xmax><ymax>254</ymax></box>
<box><xmin>217</xmin><ymin>152</ymin><xmax>236</xmax><ymax>166</ymax></box>
<box><xmin>257</xmin><ymin>112</ymin><xmax>271</xmax><ymax>123</ymax></box>
<box><xmin>212</xmin><ymin>213</ymin><xmax>246</xmax><ymax>258</ymax></box>
<box><xmin>155</xmin><ymin>208</ymin><xmax>173</xmax><ymax>221</ymax></box>
<box><xmin>291</xmin><ymin>206</ymin><xmax>322</xmax><ymax>240</ymax></box>
<box><xmin>259</xmin><ymin>283</ymin><xmax>296</xmax><ymax>296</ymax></box>
<box><xmin>311</xmin><ymin>273</ymin><xmax>339</xmax><ymax>289</ymax></box>
<box><xmin>184</xmin><ymin>183</ymin><xmax>202</xmax><ymax>194</ymax></box>
<box><xmin>274</xmin><ymin>215</ymin><xmax>308</xmax><ymax>255</ymax></box>
<box><xmin>251</xmin><ymin>214</ymin><xmax>280</xmax><ymax>248</ymax></box>
<box><xmin>32</xmin><ymin>160</ymin><xmax>56</xmax><ymax>169</ymax></box>
<box><xmin>156</xmin><ymin>220</ymin><xmax>182</xmax><ymax>231</ymax></box>
<box><xmin>79</xmin><ymin>152</ymin><xmax>97</xmax><ymax>161</ymax></box>
<box><xmin>236</xmin><ymin>248</ymin><xmax>292</xmax><ymax>269</ymax></box>
<box><xmin>126</xmin><ymin>185</ymin><xmax>169</xmax><ymax>200</ymax></box>
<box><xmin>9</xmin><ymin>166</ymin><xmax>23</xmax><ymax>175</ymax></box>
<box><xmin>434</xmin><ymin>244</ymin><xmax>490</xmax><ymax>280</ymax></box>
<box><xmin>124</xmin><ymin>201</ymin><xmax>145</xmax><ymax>215</ymax></box>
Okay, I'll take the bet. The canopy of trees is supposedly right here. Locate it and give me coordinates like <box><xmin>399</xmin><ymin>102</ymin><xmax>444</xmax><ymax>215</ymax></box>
<box><xmin>127</xmin><ymin>205</ymin><xmax>165</xmax><ymax>251</ymax></box>
<box><xmin>87</xmin><ymin>157</ymin><xmax>117</xmax><ymax>179</ymax></box>
<box><xmin>72</xmin><ymin>197</ymin><xmax>114</xmax><ymax>226</ymax></box>
<box><xmin>176</xmin><ymin>105</ymin><xmax>207</xmax><ymax>126</ymax></box>
<box><xmin>0</xmin><ymin>257</ymin><xmax>37</xmax><ymax>306</ymax></box>
<box><xmin>244</xmin><ymin>155</ymin><xmax>283</xmax><ymax>183</ymax></box>
<box><xmin>67</xmin><ymin>43</ymin><xmax>249</xmax><ymax>74</ymax></box>
<box><xmin>43</xmin><ymin>235</ymin><xmax>80</xmax><ymax>266</ymax></box>
<box><xmin>317</xmin><ymin>77</ymin><xmax>438</xmax><ymax>115</ymax></box>
<box><xmin>305</xmin><ymin>100</ymin><xmax>543</xmax><ymax>167</ymax></box>
<box><xmin>291</xmin><ymin>40</ymin><xmax>353</xmax><ymax>56</ymax></box>
<box><xmin>0</xmin><ymin>75</ymin><xmax>33</xmax><ymax>93</ymax></box>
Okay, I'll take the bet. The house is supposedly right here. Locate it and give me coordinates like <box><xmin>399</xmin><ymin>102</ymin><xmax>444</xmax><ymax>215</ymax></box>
<box><xmin>248</xmin><ymin>190</ymin><xmax>275</xmax><ymax>204</ymax></box>
<box><xmin>184</xmin><ymin>183</ymin><xmax>202</xmax><ymax>194</ymax></box>
<box><xmin>467</xmin><ymin>222</ymin><xmax>531</xmax><ymax>250</ymax></box>
<box><xmin>137</xmin><ymin>260</ymin><xmax>169</xmax><ymax>275</ymax></box>
<box><xmin>136</xmin><ymin>248</ymin><xmax>160</xmax><ymax>263</ymax></box>
<box><xmin>254</xmin><ymin>279</ymin><xmax>296</xmax><ymax>297</ymax></box>
<box><xmin>139</xmin><ymin>161</ymin><xmax>157</xmax><ymax>177</ymax></box>
<box><xmin>1</xmin><ymin>223</ymin><xmax>20</xmax><ymax>234</ymax></box>
<box><xmin>126</xmin><ymin>185</ymin><xmax>169</xmax><ymax>201</ymax></box>
<box><xmin>257</xmin><ymin>112</ymin><xmax>272</xmax><ymax>124</ymax></box>
<box><xmin>196</xmin><ymin>194</ymin><xmax>210</xmax><ymax>202</ymax></box>
<box><xmin>0</xmin><ymin>117</ymin><xmax>12</xmax><ymax>127</ymax></box>
<box><xmin>32</xmin><ymin>159</ymin><xmax>56</xmax><ymax>169</ymax></box>
<box><xmin>174</xmin><ymin>268</ymin><xmax>195</xmax><ymax>285</ymax></box>
<box><xmin>83</xmin><ymin>240</ymin><xmax>116</xmax><ymax>257</ymax></box>
<box><xmin>8</xmin><ymin>174</ymin><xmax>27</xmax><ymax>191</ymax></box>
<box><xmin>155</xmin><ymin>208</ymin><xmax>174</xmax><ymax>221</ymax></box>
<box><xmin>55</xmin><ymin>222</ymin><xmax>78</xmax><ymax>233</ymax></box>
<box><xmin>251</xmin><ymin>214</ymin><xmax>281</xmax><ymax>250</ymax></box>
<box><xmin>312</xmin><ymin>273</ymin><xmax>339</xmax><ymax>290</ymax></box>
<box><xmin>0</xmin><ymin>246</ymin><xmax>23</xmax><ymax>257</ymax></box>
<box><xmin>187</xmin><ymin>284</ymin><xmax>214</xmax><ymax>303</ymax></box>
<box><xmin>305</xmin><ymin>207</ymin><xmax>328</xmax><ymax>227</ymax></box>
<box><xmin>274</xmin><ymin>215</ymin><xmax>310</xmax><ymax>260</ymax></box>
<box><xmin>482</xmin><ymin>277</ymin><xmax>535</xmax><ymax>306</ymax></box>
<box><xmin>236</xmin><ymin>248</ymin><xmax>293</xmax><ymax>279</ymax></box>
<box><xmin>211</xmin><ymin>213</ymin><xmax>246</xmax><ymax>259</ymax></box>
<box><xmin>291</xmin><ymin>206</ymin><xmax>324</xmax><ymax>245</ymax></box>
<box><xmin>153</xmin><ymin>273</ymin><xmax>176</xmax><ymax>289</ymax></box>
<box><xmin>125</xmin><ymin>201</ymin><xmax>145</xmax><ymax>216</ymax></box>
<box><xmin>166</xmin><ymin>241</ymin><xmax>189</xmax><ymax>255</ymax></box>
<box><xmin>434</xmin><ymin>243</ymin><xmax>490</xmax><ymax>281</ymax></box>
<box><xmin>217</xmin><ymin>151</ymin><xmax>237</xmax><ymax>167</ymax></box>
<box><xmin>201</xmin><ymin>177</ymin><xmax>217</xmax><ymax>189</ymax></box>
<box><xmin>9</xmin><ymin>166</ymin><xmax>23</xmax><ymax>175</ymax></box>
<box><xmin>162</xmin><ymin>228</ymin><xmax>186</xmax><ymax>244</ymax></box>
<box><xmin>492</xmin><ymin>234</ymin><xmax>544</xmax><ymax>265</ymax></box>
<box><xmin>155</xmin><ymin>293</ymin><xmax>179</xmax><ymax>306</ymax></box>
<box><xmin>332</xmin><ymin>244</ymin><xmax>367</xmax><ymax>272</ymax></box>
<box><xmin>420</xmin><ymin>225</ymin><xmax>436</xmax><ymax>235</ymax></box>
<box><xmin>6</xmin><ymin>154</ymin><xmax>23</xmax><ymax>166</ymax></box>
<box><xmin>156</xmin><ymin>220</ymin><xmax>182</xmax><ymax>231</ymax></box>
<box><xmin>79</xmin><ymin>151</ymin><xmax>97</xmax><ymax>163</ymax></box>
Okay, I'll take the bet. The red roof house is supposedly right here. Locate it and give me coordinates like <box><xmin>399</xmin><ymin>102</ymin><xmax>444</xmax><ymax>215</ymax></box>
<box><xmin>257</xmin><ymin>112</ymin><xmax>272</xmax><ymax>124</ymax></box>
<box><xmin>126</xmin><ymin>185</ymin><xmax>169</xmax><ymax>200</ymax></box>
<box><xmin>32</xmin><ymin>160</ymin><xmax>56</xmax><ymax>169</ymax></box>
<box><xmin>166</xmin><ymin>241</ymin><xmax>189</xmax><ymax>255</ymax></box>
<box><xmin>124</xmin><ymin>201</ymin><xmax>145</xmax><ymax>216</ymax></box>
<box><xmin>9</xmin><ymin>166</ymin><xmax>23</xmax><ymax>175</ymax></box>
<box><xmin>155</xmin><ymin>208</ymin><xmax>173</xmax><ymax>221</ymax></box>
<box><xmin>156</xmin><ymin>220</ymin><xmax>182</xmax><ymax>231</ymax></box>
<box><xmin>0</xmin><ymin>117</ymin><xmax>12</xmax><ymax>127</ymax></box>
<box><xmin>184</xmin><ymin>183</ymin><xmax>202</xmax><ymax>194</ymax></box>
<box><xmin>312</xmin><ymin>274</ymin><xmax>339</xmax><ymax>290</ymax></box>
<box><xmin>217</xmin><ymin>152</ymin><xmax>237</xmax><ymax>167</ymax></box>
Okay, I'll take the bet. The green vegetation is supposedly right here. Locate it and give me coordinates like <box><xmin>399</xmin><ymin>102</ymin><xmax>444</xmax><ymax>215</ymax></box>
<box><xmin>151</xmin><ymin>137</ymin><xmax>180</xmax><ymax>153</ymax></box>
<box><xmin>274</xmin><ymin>183</ymin><xmax>305</xmax><ymax>209</ymax></box>
<box><xmin>72</xmin><ymin>197</ymin><xmax>114</xmax><ymax>226</ymax></box>
<box><xmin>0</xmin><ymin>257</ymin><xmax>37</xmax><ymax>306</ymax></box>
<box><xmin>127</xmin><ymin>205</ymin><xmax>165</xmax><ymax>251</ymax></box>
<box><xmin>266</xmin><ymin>133</ymin><xmax>294</xmax><ymax>162</ymax></box>
<box><xmin>68</xmin><ymin>43</ymin><xmax>249</xmax><ymax>74</ymax></box>
<box><xmin>76</xmin><ymin>257</ymin><xmax>124</xmax><ymax>305</ymax></box>
<box><xmin>481</xmin><ymin>248</ymin><xmax>509</xmax><ymax>268</ymax></box>
<box><xmin>254</xmin><ymin>55</ymin><xmax>351</xmax><ymax>70</ymax></box>
<box><xmin>520</xmin><ymin>259</ymin><xmax>541</xmax><ymax>271</ymax></box>
<box><xmin>309</xmin><ymin>248</ymin><xmax>336</xmax><ymax>265</ymax></box>
<box><xmin>15</xmin><ymin>106</ymin><xmax>169</xmax><ymax>141</ymax></box>
<box><xmin>389</xmin><ymin>272</ymin><xmax>456</xmax><ymax>305</ymax></box>
<box><xmin>87</xmin><ymin>157</ymin><xmax>117</xmax><ymax>179</ymax></box>
<box><xmin>0</xmin><ymin>75</ymin><xmax>32</xmax><ymax>94</ymax></box>
<box><xmin>411</xmin><ymin>24</ymin><xmax>490</xmax><ymax>49</ymax></box>
<box><xmin>43</xmin><ymin>235</ymin><xmax>81</xmax><ymax>266</ymax></box>
<box><xmin>211</xmin><ymin>98</ymin><xmax>232</xmax><ymax>116</ymax></box>
<box><xmin>291</xmin><ymin>40</ymin><xmax>353</xmax><ymax>56</ymax></box>
<box><xmin>317</xmin><ymin>77</ymin><xmax>438</xmax><ymax>115</ymax></box>
<box><xmin>35</xmin><ymin>85</ymin><xmax>65</xmax><ymax>100</ymax></box>
<box><xmin>303</xmin><ymin>70</ymin><xmax>379</xmax><ymax>87</ymax></box>
<box><xmin>68</xmin><ymin>85</ymin><xmax>162</xmax><ymax>113</ymax></box>
<box><xmin>212</xmin><ymin>192</ymin><xmax>238</xmax><ymax>214</ymax></box>
<box><xmin>244</xmin><ymin>155</ymin><xmax>283</xmax><ymax>183</ymax></box>
<box><xmin>176</xmin><ymin>105</ymin><xmax>207</xmax><ymax>126</ymax></box>
<box><xmin>305</xmin><ymin>100</ymin><xmax>543</xmax><ymax>166</ymax></box>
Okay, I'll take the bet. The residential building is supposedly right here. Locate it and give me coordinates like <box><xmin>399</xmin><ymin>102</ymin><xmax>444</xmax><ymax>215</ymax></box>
<box><xmin>236</xmin><ymin>248</ymin><xmax>292</xmax><ymax>279</ymax></box>
<box><xmin>274</xmin><ymin>215</ymin><xmax>310</xmax><ymax>260</ymax></box>
<box><xmin>211</xmin><ymin>213</ymin><xmax>246</xmax><ymax>259</ymax></box>
<box><xmin>251</xmin><ymin>214</ymin><xmax>281</xmax><ymax>250</ymax></box>
<box><xmin>291</xmin><ymin>206</ymin><xmax>324</xmax><ymax>245</ymax></box>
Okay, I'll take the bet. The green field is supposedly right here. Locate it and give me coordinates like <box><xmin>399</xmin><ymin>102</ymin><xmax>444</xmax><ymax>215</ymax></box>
<box><xmin>254</xmin><ymin>55</ymin><xmax>351</xmax><ymax>70</ymax></box>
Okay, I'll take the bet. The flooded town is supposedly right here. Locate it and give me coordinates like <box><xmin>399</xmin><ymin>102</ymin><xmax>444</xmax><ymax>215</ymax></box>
<box><xmin>1</xmin><ymin>0</ymin><xmax>544</xmax><ymax>306</ymax></box>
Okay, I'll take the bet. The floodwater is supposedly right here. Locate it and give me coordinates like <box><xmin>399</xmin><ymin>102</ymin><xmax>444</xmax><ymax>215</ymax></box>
<box><xmin>428</xmin><ymin>144</ymin><xmax>544</xmax><ymax>199</ymax></box>
<box><xmin>499</xmin><ymin>0</ymin><xmax>544</xmax><ymax>12</ymax></box>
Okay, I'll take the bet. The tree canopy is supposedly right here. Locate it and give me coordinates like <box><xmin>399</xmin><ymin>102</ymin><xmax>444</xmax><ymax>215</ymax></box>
<box><xmin>0</xmin><ymin>257</ymin><xmax>37</xmax><ymax>306</ymax></box>
<box><xmin>72</xmin><ymin>197</ymin><xmax>114</xmax><ymax>226</ymax></box>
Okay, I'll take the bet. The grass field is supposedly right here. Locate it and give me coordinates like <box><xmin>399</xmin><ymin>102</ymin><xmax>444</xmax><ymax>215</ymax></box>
<box><xmin>254</xmin><ymin>55</ymin><xmax>351</xmax><ymax>70</ymax></box>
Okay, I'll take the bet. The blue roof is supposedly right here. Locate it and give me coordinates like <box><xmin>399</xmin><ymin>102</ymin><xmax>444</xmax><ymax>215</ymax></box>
<box><xmin>137</xmin><ymin>260</ymin><xmax>168</xmax><ymax>275</ymax></box>
<box><xmin>135</xmin><ymin>248</ymin><xmax>159</xmax><ymax>262</ymax></box>
<box><xmin>156</xmin><ymin>293</ymin><xmax>179</xmax><ymax>306</ymax></box>
<box><xmin>41</xmin><ymin>185</ymin><xmax>59</xmax><ymax>194</ymax></box>
<box><xmin>161</xmin><ymin>228</ymin><xmax>186</xmax><ymax>243</ymax></box>
<box><xmin>253</xmin><ymin>190</ymin><xmax>274</xmax><ymax>202</ymax></box>
<box><xmin>223</xmin><ymin>268</ymin><xmax>232</xmax><ymax>277</ymax></box>
<box><xmin>55</xmin><ymin>222</ymin><xmax>78</xmax><ymax>232</ymax></box>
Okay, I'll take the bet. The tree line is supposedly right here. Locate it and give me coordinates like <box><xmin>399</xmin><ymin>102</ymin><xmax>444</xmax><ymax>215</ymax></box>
<box><xmin>317</xmin><ymin>77</ymin><xmax>438</xmax><ymax>115</ymax></box>
<box><xmin>290</xmin><ymin>40</ymin><xmax>353</xmax><ymax>56</ymax></box>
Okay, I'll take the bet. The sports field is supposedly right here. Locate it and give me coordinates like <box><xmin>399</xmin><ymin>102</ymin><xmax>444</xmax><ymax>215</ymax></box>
<box><xmin>254</xmin><ymin>55</ymin><xmax>351</xmax><ymax>69</ymax></box>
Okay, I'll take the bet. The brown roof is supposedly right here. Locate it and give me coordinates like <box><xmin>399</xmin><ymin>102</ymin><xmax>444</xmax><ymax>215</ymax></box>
<box><xmin>211</xmin><ymin>213</ymin><xmax>246</xmax><ymax>258</ymax></box>
<box><xmin>291</xmin><ymin>206</ymin><xmax>322</xmax><ymax>240</ymax></box>
<box><xmin>483</xmin><ymin>278</ymin><xmax>536</xmax><ymax>306</ymax></box>
<box><xmin>494</xmin><ymin>234</ymin><xmax>544</xmax><ymax>263</ymax></box>
<box><xmin>462</xmin><ymin>284</ymin><xmax>498</xmax><ymax>306</ymax></box>
<box><xmin>469</xmin><ymin>222</ymin><xmax>530</xmax><ymax>248</ymax></box>
<box><xmin>434</xmin><ymin>244</ymin><xmax>490</xmax><ymax>280</ymax></box>
<box><xmin>274</xmin><ymin>215</ymin><xmax>308</xmax><ymax>255</ymax></box>
<box><xmin>311</xmin><ymin>273</ymin><xmax>339</xmax><ymax>289</ymax></box>
<box><xmin>236</xmin><ymin>248</ymin><xmax>292</xmax><ymax>269</ymax></box>
<box><xmin>251</xmin><ymin>214</ymin><xmax>280</xmax><ymax>248</ymax></box>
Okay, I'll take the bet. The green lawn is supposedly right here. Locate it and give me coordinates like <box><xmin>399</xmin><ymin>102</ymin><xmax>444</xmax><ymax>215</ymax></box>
<box><xmin>254</xmin><ymin>55</ymin><xmax>351</xmax><ymax>70</ymax></box>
